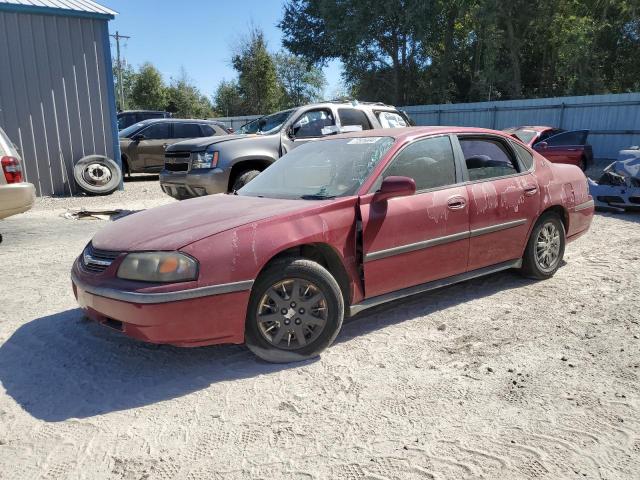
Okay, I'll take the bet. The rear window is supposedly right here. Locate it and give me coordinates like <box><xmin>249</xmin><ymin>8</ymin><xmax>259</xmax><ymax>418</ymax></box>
<box><xmin>338</xmin><ymin>109</ymin><xmax>371</xmax><ymax>130</ymax></box>
<box><xmin>377</xmin><ymin>111</ymin><xmax>408</xmax><ymax>128</ymax></box>
<box><xmin>506</xmin><ymin>129</ymin><xmax>538</xmax><ymax>144</ymax></box>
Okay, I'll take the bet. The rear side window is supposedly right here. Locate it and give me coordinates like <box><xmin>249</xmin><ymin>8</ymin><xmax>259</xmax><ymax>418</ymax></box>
<box><xmin>338</xmin><ymin>109</ymin><xmax>371</xmax><ymax>130</ymax></box>
<box><xmin>512</xmin><ymin>142</ymin><xmax>534</xmax><ymax>170</ymax></box>
<box><xmin>140</xmin><ymin>123</ymin><xmax>170</xmax><ymax>140</ymax></box>
<box><xmin>379</xmin><ymin>136</ymin><xmax>456</xmax><ymax>191</ymax></box>
<box><xmin>459</xmin><ymin>138</ymin><xmax>520</xmax><ymax>181</ymax></box>
<box><xmin>377</xmin><ymin>111</ymin><xmax>408</xmax><ymax>128</ymax></box>
<box><xmin>173</xmin><ymin>123</ymin><xmax>203</xmax><ymax>138</ymax></box>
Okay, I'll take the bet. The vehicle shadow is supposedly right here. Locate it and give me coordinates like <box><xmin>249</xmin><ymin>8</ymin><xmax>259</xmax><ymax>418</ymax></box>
<box><xmin>123</xmin><ymin>174</ymin><xmax>160</xmax><ymax>182</ymax></box>
<box><xmin>595</xmin><ymin>210</ymin><xmax>640</xmax><ymax>225</ymax></box>
<box><xmin>0</xmin><ymin>269</ymin><xmax>536</xmax><ymax>422</ymax></box>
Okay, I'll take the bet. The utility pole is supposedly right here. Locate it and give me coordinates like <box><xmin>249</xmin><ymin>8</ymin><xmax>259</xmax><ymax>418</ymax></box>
<box><xmin>110</xmin><ymin>31</ymin><xmax>130</xmax><ymax>111</ymax></box>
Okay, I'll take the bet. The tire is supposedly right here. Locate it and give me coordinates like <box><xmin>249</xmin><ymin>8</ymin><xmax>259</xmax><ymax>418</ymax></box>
<box><xmin>520</xmin><ymin>212</ymin><xmax>566</xmax><ymax>279</ymax></box>
<box><xmin>73</xmin><ymin>155</ymin><xmax>121</xmax><ymax>195</ymax></box>
<box><xmin>245</xmin><ymin>258</ymin><xmax>344</xmax><ymax>363</ymax></box>
<box><xmin>231</xmin><ymin>169</ymin><xmax>261</xmax><ymax>192</ymax></box>
<box><xmin>122</xmin><ymin>157</ymin><xmax>131</xmax><ymax>178</ymax></box>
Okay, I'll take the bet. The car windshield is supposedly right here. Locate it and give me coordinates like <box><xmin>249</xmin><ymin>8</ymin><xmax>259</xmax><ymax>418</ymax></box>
<box><xmin>119</xmin><ymin>122</ymin><xmax>145</xmax><ymax>138</ymax></box>
<box><xmin>504</xmin><ymin>128</ymin><xmax>538</xmax><ymax>144</ymax></box>
<box><xmin>238</xmin><ymin>136</ymin><xmax>395</xmax><ymax>199</ymax></box>
<box><xmin>238</xmin><ymin>110</ymin><xmax>294</xmax><ymax>135</ymax></box>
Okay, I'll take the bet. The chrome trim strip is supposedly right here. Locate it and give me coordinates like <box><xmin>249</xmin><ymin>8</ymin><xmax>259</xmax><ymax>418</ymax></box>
<box><xmin>469</xmin><ymin>219</ymin><xmax>527</xmax><ymax>238</ymax></box>
<box><xmin>574</xmin><ymin>199</ymin><xmax>595</xmax><ymax>212</ymax></box>
<box><xmin>365</xmin><ymin>231</ymin><xmax>469</xmax><ymax>262</ymax></box>
<box><xmin>72</xmin><ymin>271</ymin><xmax>253</xmax><ymax>304</ymax></box>
<box><xmin>365</xmin><ymin>219</ymin><xmax>527</xmax><ymax>262</ymax></box>
<box><xmin>350</xmin><ymin>259</ymin><xmax>522</xmax><ymax>316</ymax></box>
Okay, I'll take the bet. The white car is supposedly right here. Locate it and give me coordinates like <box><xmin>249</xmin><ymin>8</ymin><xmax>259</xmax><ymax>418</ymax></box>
<box><xmin>0</xmin><ymin>127</ymin><xmax>35</xmax><ymax>223</ymax></box>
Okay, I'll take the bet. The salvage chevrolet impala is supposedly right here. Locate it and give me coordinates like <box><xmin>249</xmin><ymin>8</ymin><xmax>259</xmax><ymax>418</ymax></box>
<box><xmin>71</xmin><ymin>127</ymin><xmax>594</xmax><ymax>362</ymax></box>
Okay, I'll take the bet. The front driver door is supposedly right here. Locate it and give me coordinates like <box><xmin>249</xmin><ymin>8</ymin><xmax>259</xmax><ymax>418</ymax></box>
<box><xmin>280</xmin><ymin>108</ymin><xmax>336</xmax><ymax>156</ymax></box>
<box><xmin>359</xmin><ymin>135</ymin><xmax>470</xmax><ymax>299</ymax></box>
<box><xmin>133</xmin><ymin>122</ymin><xmax>172</xmax><ymax>171</ymax></box>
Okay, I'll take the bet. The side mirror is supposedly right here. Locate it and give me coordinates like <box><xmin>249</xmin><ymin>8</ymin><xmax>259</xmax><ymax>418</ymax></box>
<box><xmin>534</xmin><ymin>141</ymin><xmax>548</xmax><ymax>151</ymax></box>
<box><xmin>374</xmin><ymin>176</ymin><xmax>416</xmax><ymax>202</ymax></box>
<box><xmin>132</xmin><ymin>133</ymin><xmax>145</xmax><ymax>142</ymax></box>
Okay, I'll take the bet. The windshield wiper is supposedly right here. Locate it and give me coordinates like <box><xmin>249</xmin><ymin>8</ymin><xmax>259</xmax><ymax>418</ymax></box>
<box><xmin>299</xmin><ymin>194</ymin><xmax>336</xmax><ymax>200</ymax></box>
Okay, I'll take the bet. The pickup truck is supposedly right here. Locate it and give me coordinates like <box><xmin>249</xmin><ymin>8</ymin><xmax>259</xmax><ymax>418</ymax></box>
<box><xmin>503</xmin><ymin>126</ymin><xmax>593</xmax><ymax>171</ymax></box>
<box><xmin>160</xmin><ymin>101</ymin><xmax>412</xmax><ymax>199</ymax></box>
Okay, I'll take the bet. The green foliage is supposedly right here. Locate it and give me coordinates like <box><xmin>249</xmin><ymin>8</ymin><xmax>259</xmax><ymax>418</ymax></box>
<box><xmin>112</xmin><ymin>60</ymin><xmax>137</xmax><ymax>111</ymax></box>
<box><xmin>231</xmin><ymin>29</ymin><xmax>281</xmax><ymax>115</ymax></box>
<box><xmin>281</xmin><ymin>0</ymin><xmax>640</xmax><ymax>105</ymax></box>
<box><xmin>165</xmin><ymin>69</ymin><xmax>215</xmax><ymax>118</ymax></box>
<box><xmin>129</xmin><ymin>63</ymin><xmax>166</xmax><ymax>110</ymax></box>
<box><xmin>274</xmin><ymin>52</ymin><xmax>326</xmax><ymax>107</ymax></box>
<box><xmin>214</xmin><ymin>80</ymin><xmax>244</xmax><ymax>117</ymax></box>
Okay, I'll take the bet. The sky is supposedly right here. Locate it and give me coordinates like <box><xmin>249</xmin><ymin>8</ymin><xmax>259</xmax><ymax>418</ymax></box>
<box><xmin>104</xmin><ymin>0</ymin><xmax>343</xmax><ymax>100</ymax></box>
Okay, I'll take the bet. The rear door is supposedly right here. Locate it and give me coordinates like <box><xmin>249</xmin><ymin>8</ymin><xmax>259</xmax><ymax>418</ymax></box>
<box><xmin>534</xmin><ymin>130</ymin><xmax>589</xmax><ymax>166</ymax></box>
<box><xmin>456</xmin><ymin>134</ymin><xmax>541</xmax><ymax>270</ymax></box>
<box><xmin>359</xmin><ymin>135</ymin><xmax>469</xmax><ymax>298</ymax></box>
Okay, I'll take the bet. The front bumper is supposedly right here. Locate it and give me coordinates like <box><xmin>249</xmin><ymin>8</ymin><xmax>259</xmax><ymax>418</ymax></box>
<box><xmin>71</xmin><ymin>269</ymin><xmax>252</xmax><ymax>347</ymax></box>
<box><xmin>0</xmin><ymin>182</ymin><xmax>36</xmax><ymax>219</ymax></box>
<box><xmin>160</xmin><ymin>168</ymin><xmax>230</xmax><ymax>199</ymax></box>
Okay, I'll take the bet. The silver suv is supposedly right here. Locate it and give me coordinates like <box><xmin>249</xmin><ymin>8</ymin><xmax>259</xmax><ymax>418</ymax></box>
<box><xmin>160</xmin><ymin>101</ymin><xmax>411</xmax><ymax>199</ymax></box>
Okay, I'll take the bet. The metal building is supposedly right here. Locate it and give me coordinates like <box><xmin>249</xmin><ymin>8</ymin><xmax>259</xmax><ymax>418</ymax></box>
<box><xmin>0</xmin><ymin>0</ymin><xmax>118</xmax><ymax>196</ymax></box>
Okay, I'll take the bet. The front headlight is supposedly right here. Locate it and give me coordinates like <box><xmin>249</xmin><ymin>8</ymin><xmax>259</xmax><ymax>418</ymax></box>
<box><xmin>117</xmin><ymin>252</ymin><xmax>198</xmax><ymax>282</ymax></box>
<box><xmin>192</xmin><ymin>149</ymin><xmax>219</xmax><ymax>169</ymax></box>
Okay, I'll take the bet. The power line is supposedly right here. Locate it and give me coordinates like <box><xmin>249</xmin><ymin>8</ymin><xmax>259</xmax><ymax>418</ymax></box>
<box><xmin>110</xmin><ymin>31</ymin><xmax>131</xmax><ymax>111</ymax></box>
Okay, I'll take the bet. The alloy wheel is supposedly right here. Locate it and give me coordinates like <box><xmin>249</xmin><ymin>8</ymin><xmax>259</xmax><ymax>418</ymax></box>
<box><xmin>535</xmin><ymin>222</ymin><xmax>561</xmax><ymax>272</ymax></box>
<box><xmin>257</xmin><ymin>278</ymin><xmax>328</xmax><ymax>350</ymax></box>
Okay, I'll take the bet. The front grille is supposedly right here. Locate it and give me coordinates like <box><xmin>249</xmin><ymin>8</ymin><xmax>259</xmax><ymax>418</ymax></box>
<box><xmin>165</xmin><ymin>162</ymin><xmax>189</xmax><ymax>172</ymax></box>
<box><xmin>165</xmin><ymin>151</ymin><xmax>191</xmax><ymax>159</ymax></box>
<box><xmin>81</xmin><ymin>243</ymin><xmax>121</xmax><ymax>274</ymax></box>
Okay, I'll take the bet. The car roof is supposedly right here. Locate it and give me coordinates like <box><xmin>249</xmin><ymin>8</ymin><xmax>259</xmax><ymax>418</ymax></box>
<box><xmin>327</xmin><ymin>126</ymin><xmax>515</xmax><ymax>142</ymax></box>
<box><xmin>118</xmin><ymin>110</ymin><xmax>168</xmax><ymax>114</ymax></box>
<box><xmin>505</xmin><ymin>126</ymin><xmax>555</xmax><ymax>132</ymax></box>
<box><xmin>131</xmin><ymin>118</ymin><xmax>221</xmax><ymax>126</ymax></box>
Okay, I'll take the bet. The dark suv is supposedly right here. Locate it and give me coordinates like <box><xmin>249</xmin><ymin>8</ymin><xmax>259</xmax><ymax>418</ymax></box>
<box><xmin>117</xmin><ymin>110</ymin><xmax>171</xmax><ymax>130</ymax></box>
<box><xmin>119</xmin><ymin>119</ymin><xmax>228</xmax><ymax>174</ymax></box>
<box><xmin>160</xmin><ymin>101</ymin><xmax>412</xmax><ymax>199</ymax></box>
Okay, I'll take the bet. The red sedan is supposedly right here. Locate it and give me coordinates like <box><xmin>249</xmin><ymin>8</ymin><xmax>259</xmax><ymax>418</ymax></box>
<box><xmin>503</xmin><ymin>126</ymin><xmax>593</xmax><ymax>171</ymax></box>
<box><xmin>72</xmin><ymin>127</ymin><xmax>594</xmax><ymax>362</ymax></box>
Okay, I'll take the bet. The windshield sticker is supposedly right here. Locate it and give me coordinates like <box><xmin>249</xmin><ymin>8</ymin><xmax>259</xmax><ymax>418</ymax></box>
<box><xmin>347</xmin><ymin>137</ymin><xmax>384</xmax><ymax>144</ymax></box>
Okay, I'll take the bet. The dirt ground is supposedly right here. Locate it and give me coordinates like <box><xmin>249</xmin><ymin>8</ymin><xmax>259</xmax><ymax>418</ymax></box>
<box><xmin>0</xmin><ymin>176</ymin><xmax>639</xmax><ymax>480</ymax></box>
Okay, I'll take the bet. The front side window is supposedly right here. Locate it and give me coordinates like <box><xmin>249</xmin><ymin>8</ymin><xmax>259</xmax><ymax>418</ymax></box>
<box><xmin>238</xmin><ymin>136</ymin><xmax>395</xmax><ymax>199</ymax></box>
<box><xmin>140</xmin><ymin>123</ymin><xmax>170</xmax><ymax>140</ymax></box>
<box><xmin>338</xmin><ymin>109</ymin><xmax>371</xmax><ymax>130</ymax></box>
<box><xmin>377</xmin><ymin>111</ymin><xmax>408</xmax><ymax>129</ymax></box>
<box><xmin>376</xmin><ymin>136</ymin><xmax>456</xmax><ymax>191</ymax></box>
<box><xmin>291</xmin><ymin>109</ymin><xmax>336</xmax><ymax>138</ymax></box>
<box><xmin>173</xmin><ymin>123</ymin><xmax>203</xmax><ymax>138</ymax></box>
<box><xmin>459</xmin><ymin>137</ymin><xmax>520</xmax><ymax>181</ymax></box>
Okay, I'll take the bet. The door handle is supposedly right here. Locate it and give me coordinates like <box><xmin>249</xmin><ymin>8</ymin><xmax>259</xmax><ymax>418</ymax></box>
<box><xmin>523</xmin><ymin>185</ymin><xmax>538</xmax><ymax>196</ymax></box>
<box><xmin>447</xmin><ymin>196</ymin><xmax>466</xmax><ymax>210</ymax></box>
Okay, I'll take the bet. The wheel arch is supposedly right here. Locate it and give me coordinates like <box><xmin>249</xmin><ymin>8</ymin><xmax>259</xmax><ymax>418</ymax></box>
<box><xmin>228</xmin><ymin>159</ymin><xmax>273</xmax><ymax>191</ymax></box>
<box><xmin>254</xmin><ymin>243</ymin><xmax>352</xmax><ymax>312</ymax></box>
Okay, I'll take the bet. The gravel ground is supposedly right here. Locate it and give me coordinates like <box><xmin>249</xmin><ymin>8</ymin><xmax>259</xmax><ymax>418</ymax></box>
<box><xmin>0</xmin><ymin>176</ymin><xmax>639</xmax><ymax>479</ymax></box>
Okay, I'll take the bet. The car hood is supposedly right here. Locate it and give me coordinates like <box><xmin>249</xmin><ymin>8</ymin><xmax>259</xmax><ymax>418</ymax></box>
<box><xmin>166</xmin><ymin>133</ymin><xmax>274</xmax><ymax>152</ymax></box>
<box><xmin>91</xmin><ymin>194</ymin><xmax>316</xmax><ymax>252</ymax></box>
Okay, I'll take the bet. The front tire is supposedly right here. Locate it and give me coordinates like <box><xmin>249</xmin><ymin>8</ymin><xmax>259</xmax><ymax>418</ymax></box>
<box><xmin>73</xmin><ymin>155</ymin><xmax>121</xmax><ymax>195</ymax></box>
<box><xmin>520</xmin><ymin>213</ymin><xmax>566</xmax><ymax>279</ymax></box>
<box><xmin>245</xmin><ymin>259</ymin><xmax>344</xmax><ymax>363</ymax></box>
<box><xmin>231</xmin><ymin>169</ymin><xmax>261</xmax><ymax>192</ymax></box>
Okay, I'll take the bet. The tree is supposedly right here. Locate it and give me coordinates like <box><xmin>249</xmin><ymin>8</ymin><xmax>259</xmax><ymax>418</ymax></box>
<box><xmin>130</xmin><ymin>63</ymin><xmax>166</xmax><ymax>110</ymax></box>
<box><xmin>274</xmin><ymin>52</ymin><xmax>326</xmax><ymax>107</ymax></box>
<box><xmin>112</xmin><ymin>59</ymin><xmax>138</xmax><ymax>111</ymax></box>
<box><xmin>214</xmin><ymin>80</ymin><xmax>244</xmax><ymax>117</ymax></box>
<box><xmin>165</xmin><ymin>69</ymin><xmax>215</xmax><ymax>118</ymax></box>
<box><xmin>231</xmin><ymin>28</ymin><xmax>281</xmax><ymax>114</ymax></box>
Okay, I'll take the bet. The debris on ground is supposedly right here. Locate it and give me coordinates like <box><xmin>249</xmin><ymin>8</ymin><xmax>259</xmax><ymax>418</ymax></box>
<box><xmin>61</xmin><ymin>209</ymin><xmax>140</xmax><ymax>221</ymax></box>
<box><xmin>589</xmin><ymin>146</ymin><xmax>640</xmax><ymax>211</ymax></box>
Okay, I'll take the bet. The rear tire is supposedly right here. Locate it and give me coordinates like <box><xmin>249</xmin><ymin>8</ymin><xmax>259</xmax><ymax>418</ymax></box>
<box><xmin>245</xmin><ymin>259</ymin><xmax>344</xmax><ymax>363</ymax></box>
<box><xmin>520</xmin><ymin>213</ymin><xmax>566</xmax><ymax>279</ymax></box>
<box><xmin>231</xmin><ymin>169</ymin><xmax>261</xmax><ymax>192</ymax></box>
